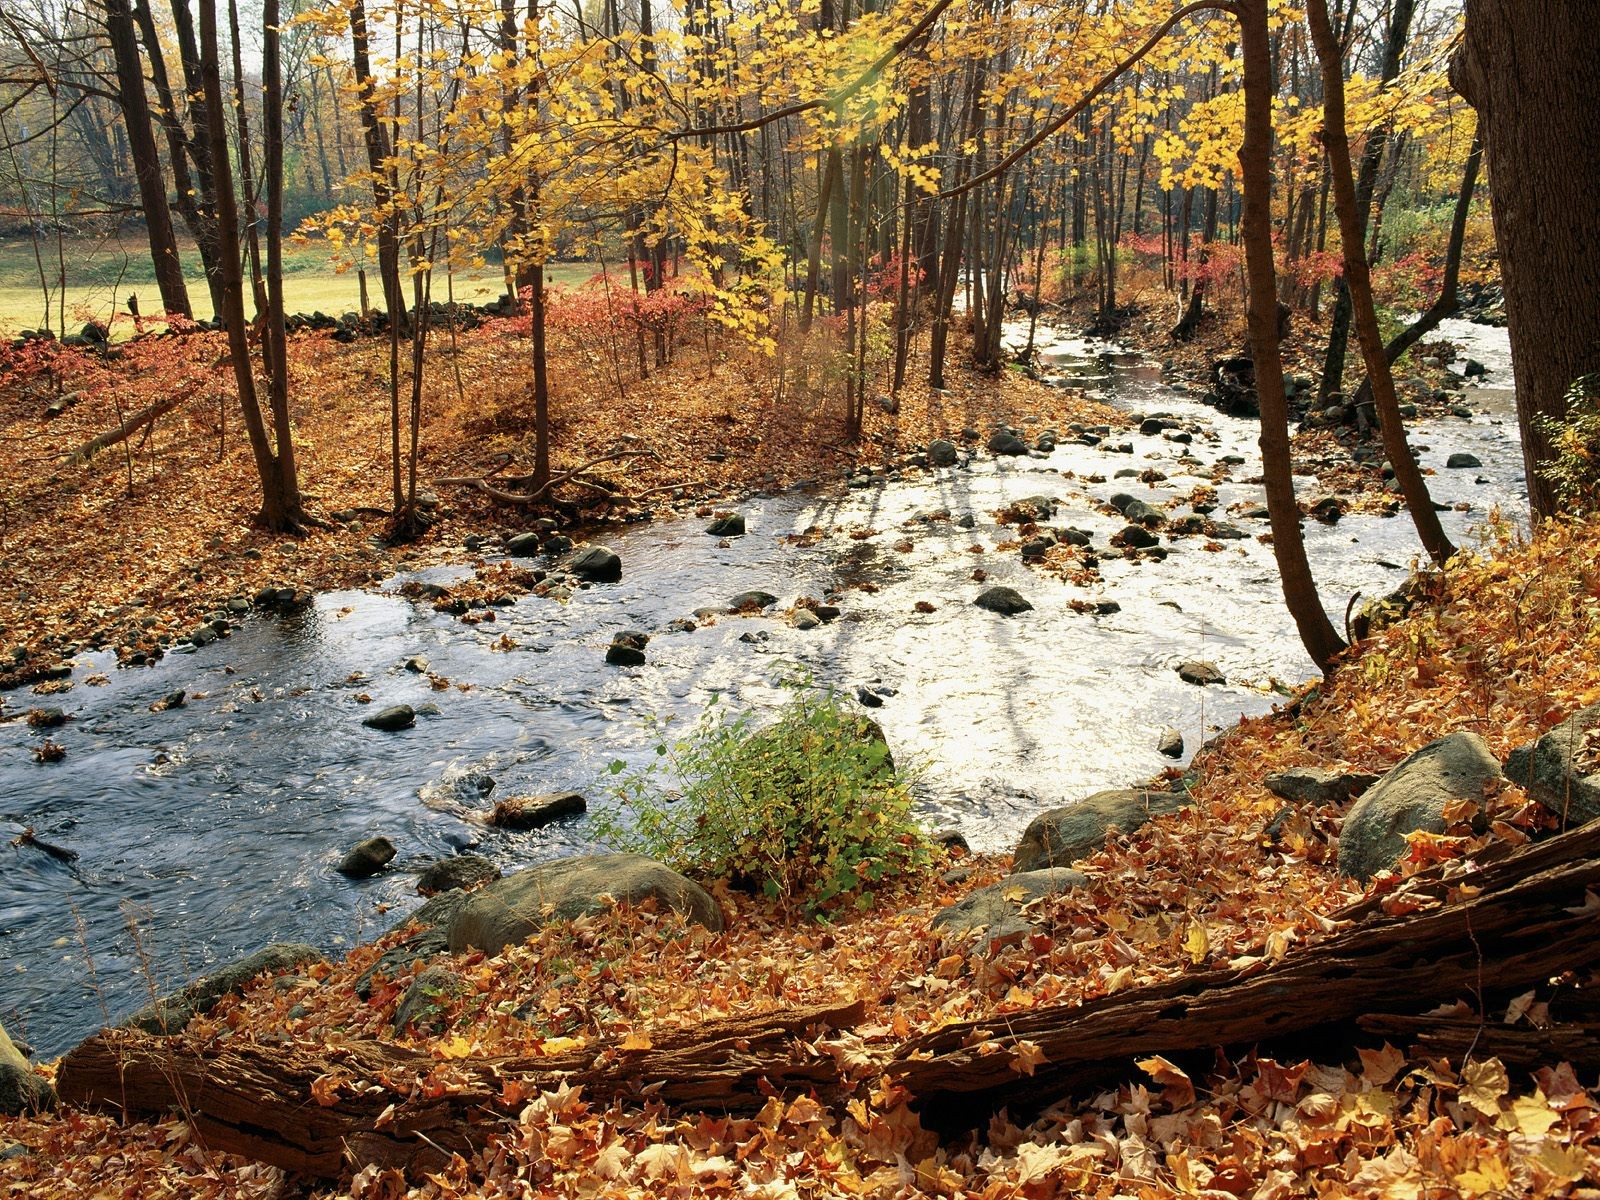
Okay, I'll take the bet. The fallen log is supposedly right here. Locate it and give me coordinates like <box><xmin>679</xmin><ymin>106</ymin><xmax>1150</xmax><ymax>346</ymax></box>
<box><xmin>1357</xmin><ymin>1014</ymin><xmax>1600</xmax><ymax>1076</ymax></box>
<box><xmin>437</xmin><ymin>448</ymin><xmax>657</xmax><ymax>506</ymax></box>
<box><xmin>65</xmin><ymin>391</ymin><xmax>189</xmax><ymax>464</ymax></box>
<box><xmin>889</xmin><ymin>817</ymin><xmax>1600</xmax><ymax>1131</ymax></box>
<box><xmin>56</xmin><ymin>998</ymin><xmax>864</xmax><ymax>1179</ymax></box>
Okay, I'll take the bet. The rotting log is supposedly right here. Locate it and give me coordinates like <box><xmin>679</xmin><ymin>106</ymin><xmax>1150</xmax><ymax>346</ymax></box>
<box><xmin>1357</xmin><ymin>1014</ymin><xmax>1600</xmax><ymax>1075</ymax></box>
<box><xmin>889</xmin><ymin>817</ymin><xmax>1600</xmax><ymax>1131</ymax></box>
<box><xmin>65</xmin><ymin>392</ymin><xmax>190</xmax><ymax>464</ymax></box>
<box><xmin>57</xmin><ymin>998</ymin><xmax>864</xmax><ymax>1179</ymax></box>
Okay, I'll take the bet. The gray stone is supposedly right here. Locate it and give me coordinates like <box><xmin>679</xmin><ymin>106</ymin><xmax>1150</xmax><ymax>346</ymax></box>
<box><xmin>606</xmin><ymin>641</ymin><xmax>646</xmax><ymax>666</ymax></box>
<box><xmin>568</xmin><ymin>545</ymin><xmax>622</xmax><ymax>582</ymax></box>
<box><xmin>975</xmin><ymin>586</ymin><xmax>1032</xmax><ymax>616</ymax></box>
<box><xmin>1176</xmin><ymin>660</ymin><xmax>1225</xmax><ymax>686</ymax></box>
<box><xmin>488</xmin><ymin>790</ymin><xmax>588</xmax><ymax>830</ymax></box>
<box><xmin>928</xmin><ymin>439</ymin><xmax>959</xmax><ymax>466</ymax></box>
<box><xmin>393</xmin><ymin>965</ymin><xmax>463</xmax><ymax>1032</ymax></box>
<box><xmin>792</xmin><ymin>608</ymin><xmax>822</xmax><ymax>630</ymax></box>
<box><xmin>338</xmin><ymin>836</ymin><xmax>397</xmax><ymax>878</ymax></box>
<box><xmin>447</xmin><ymin>853</ymin><xmax>724</xmax><ymax>955</ymax></box>
<box><xmin>121</xmin><ymin>943</ymin><xmax>326</xmax><ymax>1035</ymax></box>
<box><xmin>1446</xmin><ymin>452</ymin><xmax>1482</xmax><ymax>469</ymax></box>
<box><xmin>1121</xmin><ymin>499</ymin><xmax>1165</xmax><ymax>526</ymax></box>
<box><xmin>505</xmin><ymin>531</ymin><xmax>543</xmax><ymax>556</ymax></box>
<box><xmin>1338</xmin><ymin>732</ymin><xmax>1503</xmax><ymax>881</ymax></box>
<box><xmin>988</xmin><ymin>430</ymin><xmax>1030</xmax><ymax>456</ymax></box>
<box><xmin>1264</xmin><ymin>767</ymin><xmax>1380</xmax><ymax>807</ymax></box>
<box><xmin>706</xmin><ymin>512</ymin><xmax>746</xmax><ymax>537</ymax></box>
<box><xmin>404</xmin><ymin>655</ymin><xmax>430</xmax><ymax>674</ymax></box>
<box><xmin>1118</xmin><ymin>524</ymin><xmax>1159</xmax><ymax>549</ymax></box>
<box><xmin>727</xmin><ymin>590</ymin><xmax>778</xmax><ymax>611</ymax></box>
<box><xmin>1157</xmin><ymin>727</ymin><xmax>1184</xmax><ymax>758</ymax></box>
<box><xmin>932</xmin><ymin>868</ymin><xmax>1090</xmax><ymax>936</ymax></box>
<box><xmin>363</xmin><ymin>704</ymin><xmax>416</xmax><ymax>731</ymax></box>
<box><xmin>1013</xmin><ymin>789</ymin><xmax>1191</xmax><ymax>872</ymax></box>
<box><xmin>1504</xmin><ymin>703</ymin><xmax>1600</xmax><ymax>827</ymax></box>
<box><xmin>0</xmin><ymin>1023</ymin><xmax>53</xmax><ymax>1116</ymax></box>
<box><xmin>1008</xmin><ymin>495</ymin><xmax>1057</xmax><ymax>522</ymax></box>
<box><xmin>417</xmin><ymin>854</ymin><xmax>500</xmax><ymax>896</ymax></box>
<box><xmin>356</xmin><ymin>891</ymin><xmax>475</xmax><ymax>998</ymax></box>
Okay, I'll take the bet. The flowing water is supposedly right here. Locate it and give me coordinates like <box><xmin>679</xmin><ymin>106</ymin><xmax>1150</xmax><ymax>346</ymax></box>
<box><xmin>0</xmin><ymin>320</ymin><xmax>1524</xmax><ymax>1056</ymax></box>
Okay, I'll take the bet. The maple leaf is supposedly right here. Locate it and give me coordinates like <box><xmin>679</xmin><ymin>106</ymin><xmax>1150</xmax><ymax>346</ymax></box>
<box><xmin>1459</xmin><ymin>1057</ymin><xmax>1509</xmax><ymax>1118</ymax></box>
<box><xmin>1009</xmin><ymin>1039</ymin><xmax>1047</xmax><ymax>1076</ymax></box>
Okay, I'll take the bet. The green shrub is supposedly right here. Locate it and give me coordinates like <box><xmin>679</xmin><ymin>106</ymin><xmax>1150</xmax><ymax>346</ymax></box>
<box><xmin>591</xmin><ymin>681</ymin><xmax>930</xmax><ymax>911</ymax></box>
<box><xmin>1536</xmin><ymin>374</ymin><xmax>1600</xmax><ymax>514</ymax></box>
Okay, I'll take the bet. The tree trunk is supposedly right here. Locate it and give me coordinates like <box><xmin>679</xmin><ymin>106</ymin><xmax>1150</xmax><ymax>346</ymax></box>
<box><xmin>58</xmin><ymin>1000</ymin><xmax>865</xmax><ymax>1179</ymax></box>
<box><xmin>1237</xmin><ymin>0</ymin><xmax>1345</xmax><ymax>673</ymax></box>
<box><xmin>349</xmin><ymin>0</ymin><xmax>406</xmax><ymax>333</ymax></box>
<box><xmin>1306</xmin><ymin>0</ymin><xmax>1453</xmax><ymax>567</ymax></box>
<box><xmin>103</xmin><ymin>0</ymin><xmax>191</xmax><ymax>319</ymax></box>
<box><xmin>198</xmin><ymin>0</ymin><xmax>296</xmax><ymax>532</ymax></box>
<box><xmin>892</xmin><ymin>815</ymin><xmax>1600</xmax><ymax>1133</ymax></box>
<box><xmin>1452</xmin><ymin>0</ymin><xmax>1600</xmax><ymax>519</ymax></box>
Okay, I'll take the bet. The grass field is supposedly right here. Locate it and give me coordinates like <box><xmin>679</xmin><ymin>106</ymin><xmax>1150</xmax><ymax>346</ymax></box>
<box><xmin>0</xmin><ymin>233</ymin><xmax>599</xmax><ymax>336</ymax></box>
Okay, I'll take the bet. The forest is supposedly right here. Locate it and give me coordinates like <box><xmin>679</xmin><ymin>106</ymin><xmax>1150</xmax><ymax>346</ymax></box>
<box><xmin>2</xmin><ymin>0</ymin><xmax>1600</xmax><ymax>1196</ymax></box>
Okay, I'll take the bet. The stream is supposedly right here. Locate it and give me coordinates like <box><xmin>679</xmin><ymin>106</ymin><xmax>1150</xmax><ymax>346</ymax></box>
<box><xmin>1</xmin><ymin>319</ymin><xmax>1524</xmax><ymax>1057</ymax></box>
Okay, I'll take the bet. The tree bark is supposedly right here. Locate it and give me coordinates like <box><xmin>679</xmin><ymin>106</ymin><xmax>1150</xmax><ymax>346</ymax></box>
<box><xmin>58</xmin><ymin>1000</ymin><xmax>865</xmax><ymax>1179</ymax></box>
<box><xmin>1306</xmin><ymin>0</ymin><xmax>1453</xmax><ymax>567</ymax></box>
<box><xmin>102</xmin><ymin>0</ymin><xmax>191</xmax><ymax>319</ymax></box>
<box><xmin>893</xmin><ymin>814</ymin><xmax>1600</xmax><ymax>1132</ymax></box>
<box><xmin>1237</xmin><ymin>0</ymin><xmax>1345</xmax><ymax>672</ymax></box>
<box><xmin>1452</xmin><ymin>0</ymin><xmax>1600</xmax><ymax>519</ymax></box>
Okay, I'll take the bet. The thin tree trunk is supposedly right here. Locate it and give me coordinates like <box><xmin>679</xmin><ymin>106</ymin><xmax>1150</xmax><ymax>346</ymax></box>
<box><xmin>1306</xmin><ymin>0</ymin><xmax>1452</xmax><ymax>566</ymax></box>
<box><xmin>1238</xmin><ymin>0</ymin><xmax>1345</xmax><ymax>673</ymax></box>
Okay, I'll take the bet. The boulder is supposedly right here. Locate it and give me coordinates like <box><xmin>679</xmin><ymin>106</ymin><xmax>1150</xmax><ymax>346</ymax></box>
<box><xmin>975</xmin><ymin>586</ymin><xmax>1032</xmax><ymax>616</ymax></box>
<box><xmin>356</xmin><ymin>890</ymin><xmax>475</xmax><ymax>998</ymax></box>
<box><xmin>1117</xmin><ymin>524</ymin><xmax>1159</xmax><ymax>549</ymax></box>
<box><xmin>1504</xmin><ymin>702</ymin><xmax>1600</xmax><ymax>827</ymax></box>
<box><xmin>417</xmin><ymin>854</ymin><xmax>500</xmax><ymax>896</ymax></box>
<box><xmin>1121</xmin><ymin>498</ymin><xmax>1166</xmax><ymax>526</ymax></box>
<box><xmin>606</xmin><ymin>640</ymin><xmax>646</xmax><ymax>666</ymax></box>
<box><xmin>1337</xmin><ymin>732</ymin><xmax>1503</xmax><ymax>881</ymax></box>
<box><xmin>706</xmin><ymin>512</ymin><xmax>746</xmax><ymax>537</ymax></box>
<box><xmin>1446</xmin><ymin>452</ymin><xmax>1482</xmax><ymax>469</ymax></box>
<box><xmin>505</xmin><ymin>531</ymin><xmax>543</xmax><ymax>556</ymax></box>
<box><xmin>1176</xmin><ymin>660</ymin><xmax>1225</xmax><ymax>686</ymax></box>
<box><xmin>792</xmin><ymin>608</ymin><xmax>823</xmax><ymax>630</ymax></box>
<box><xmin>121</xmin><ymin>943</ymin><xmax>326</xmax><ymax>1035</ymax></box>
<box><xmin>363</xmin><ymin>704</ymin><xmax>416</xmax><ymax>732</ymax></box>
<box><xmin>1012</xmin><ymin>789</ymin><xmax>1191</xmax><ymax>872</ymax></box>
<box><xmin>568</xmin><ymin>545</ymin><xmax>622</xmax><ymax>583</ymax></box>
<box><xmin>0</xmin><ymin>1022</ymin><xmax>53</xmax><ymax>1116</ymax></box>
<box><xmin>1157</xmin><ymin>727</ymin><xmax>1184</xmax><ymax>759</ymax></box>
<box><xmin>928</xmin><ymin>439</ymin><xmax>959</xmax><ymax>466</ymax></box>
<box><xmin>727</xmin><ymin>589</ymin><xmax>778</xmax><ymax>611</ymax></box>
<box><xmin>338</xmin><ymin>836</ymin><xmax>397</xmax><ymax>878</ymax></box>
<box><xmin>447</xmin><ymin>854</ymin><xmax>724</xmax><ymax>955</ymax></box>
<box><xmin>932</xmin><ymin>868</ymin><xmax>1090</xmax><ymax>940</ymax></box>
<box><xmin>988</xmin><ymin>431</ymin><xmax>1030</xmax><ymax>457</ymax></box>
<box><xmin>1008</xmin><ymin>495</ymin><xmax>1057</xmax><ymax>522</ymax></box>
<box><xmin>1264</xmin><ymin>766</ymin><xmax>1379</xmax><ymax>807</ymax></box>
<box><xmin>488</xmin><ymin>790</ymin><xmax>588</xmax><ymax>830</ymax></box>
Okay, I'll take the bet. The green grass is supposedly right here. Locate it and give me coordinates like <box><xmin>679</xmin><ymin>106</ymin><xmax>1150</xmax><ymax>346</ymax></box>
<box><xmin>0</xmin><ymin>234</ymin><xmax>599</xmax><ymax>336</ymax></box>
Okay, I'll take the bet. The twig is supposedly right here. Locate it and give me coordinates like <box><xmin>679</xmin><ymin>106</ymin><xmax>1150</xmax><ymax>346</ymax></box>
<box><xmin>437</xmin><ymin>448</ymin><xmax>657</xmax><ymax>506</ymax></box>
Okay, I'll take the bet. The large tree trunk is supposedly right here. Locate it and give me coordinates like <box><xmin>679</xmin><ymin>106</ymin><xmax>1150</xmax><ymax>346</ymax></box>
<box><xmin>1237</xmin><ymin>0</ymin><xmax>1345</xmax><ymax>672</ymax></box>
<box><xmin>103</xmin><ymin>0</ymin><xmax>191</xmax><ymax>319</ymax></box>
<box><xmin>57</xmin><ymin>1000</ymin><xmax>864</xmax><ymax>1179</ymax></box>
<box><xmin>891</xmin><ymin>815</ymin><xmax>1600</xmax><ymax>1133</ymax></box>
<box><xmin>1452</xmin><ymin>0</ymin><xmax>1600</xmax><ymax>519</ymax></box>
<box><xmin>1306</xmin><ymin>0</ymin><xmax>1453</xmax><ymax>567</ymax></box>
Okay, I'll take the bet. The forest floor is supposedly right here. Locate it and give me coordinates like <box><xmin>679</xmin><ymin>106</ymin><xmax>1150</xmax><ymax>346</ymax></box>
<box><xmin>5</xmin><ymin>291</ymin><xmax>1599</xmax><ymax>1196</ymax></box>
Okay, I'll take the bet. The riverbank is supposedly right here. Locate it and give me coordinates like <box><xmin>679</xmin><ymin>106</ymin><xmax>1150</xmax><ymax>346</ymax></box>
<box><xmin>4</xmin><ymin>512</ymin><xmax>1598</xmax><ymax>1196</ymax></box>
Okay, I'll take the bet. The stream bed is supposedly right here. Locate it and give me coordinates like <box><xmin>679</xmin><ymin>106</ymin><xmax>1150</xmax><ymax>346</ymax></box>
<box><xmin>1</xmin><ymin>321</ymin><xmax>1524</xmax><ymax>1056</ymax></box>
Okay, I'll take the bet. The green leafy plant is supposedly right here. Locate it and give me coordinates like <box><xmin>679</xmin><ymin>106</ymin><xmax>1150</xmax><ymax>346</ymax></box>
<box><xmin>592</xmin><ymin>679</ymin><xmax>930</xmax><ymax>911</ymax></box>
<box><xmin>1536</xmin><ymin>374</ymin><xmax>1600</xmax><ymax>514</ymax></box>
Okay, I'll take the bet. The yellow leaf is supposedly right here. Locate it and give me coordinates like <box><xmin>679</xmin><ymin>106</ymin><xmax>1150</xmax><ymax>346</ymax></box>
<box><xmin>620</xmin><ymin>1032</ymin><xmax>654</xmax><ymax>1052</ymax></box>
<box><xmin>1506</xmin><ymin>1091</ymin><xmax>1561</xmax><ymax>1137</ymax></box>
<box><xmin>1010</xmin><ymin>1039</ymin><xmax>1047</xmax><ymax>1076</ymax></box>
<box><xmin>1184</xmin><ymin>922</ymin><xmax>1210</xmax><ymax>965</ymax></box>
<box><xmin>538</xmin><ymin>1035</ymin><xmax>584</xmax><ymax>1056</ymax></box>
<box><xmin>1460</xmin><ymin>1057</ymin><xmax>1509</xmax><ymax>1117</ymax></box>
<box><xmin>437</xmin><ymin>1035</ymin><xmax>474</xmax><ymax>1060</ymax></box>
